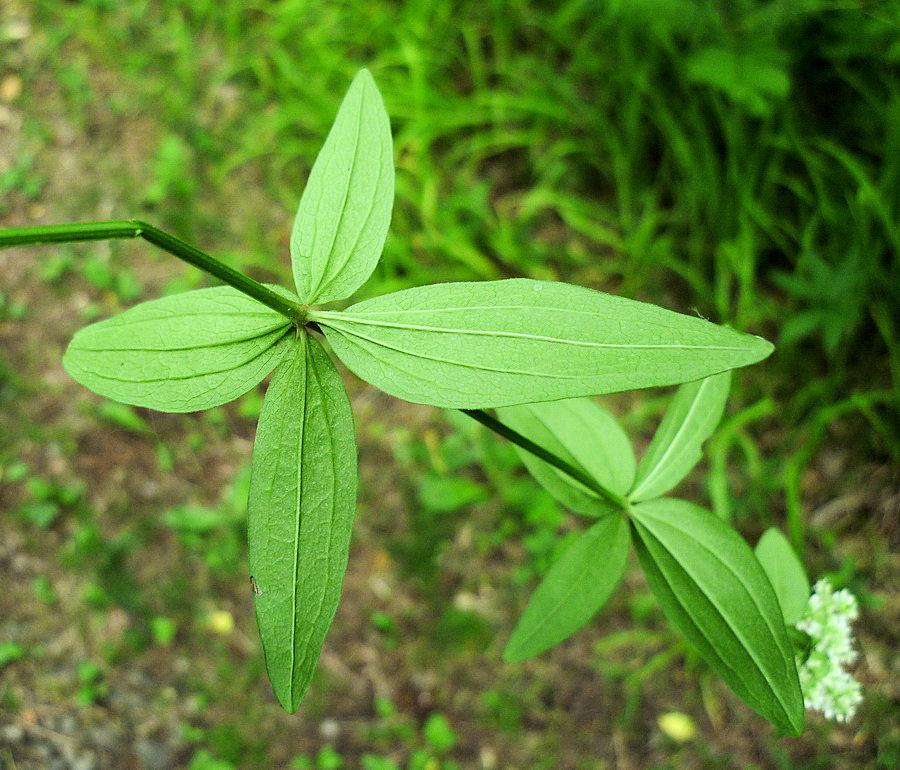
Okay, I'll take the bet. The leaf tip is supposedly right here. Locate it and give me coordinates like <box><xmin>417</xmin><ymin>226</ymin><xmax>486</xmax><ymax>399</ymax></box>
<box><xmin>785</xmin><ymin>708</ymin><xmax>805</xmax><ymax>737</ymax></box>
<box><xmin>771</xmin><ymin>695</ymin><xmax>805</xmax><ymax>736</ymax></box>
<box><xmin>748</xmin><ymin>333</ymin><xmax>775</xmax><ymax>362</ymax></box>
<box><xmin>501</xmin><ymin>642</ymin><xmax>526</xmax><ymax>664</ymax></box>
<box><xmin>270</xmin><ymin>676</ymin><xmax>307</xmax><ymax>715</ymax></box>
<box><xmin>352</xmin><ymin>67</ymin><xmax>377</xmax><ymax>90</ymax></box>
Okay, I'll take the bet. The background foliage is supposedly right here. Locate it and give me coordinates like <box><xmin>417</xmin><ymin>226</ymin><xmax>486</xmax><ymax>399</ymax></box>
<box><xmin>1</xmin><ymin>0</ymin><xmax>897</xmax><ymax>766</ymax></box>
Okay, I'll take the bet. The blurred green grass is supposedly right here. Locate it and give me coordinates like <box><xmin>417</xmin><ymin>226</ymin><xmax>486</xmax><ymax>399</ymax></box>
<box><xmin>3</xmin><ymin>0</ymin><xmax>899</xmax><ymax>766</ymax></box>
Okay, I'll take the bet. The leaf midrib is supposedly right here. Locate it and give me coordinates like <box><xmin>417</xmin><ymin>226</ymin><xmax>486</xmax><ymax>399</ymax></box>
<box><xmin>318</xmin><ymin>313</ymin><xmax>748</xmax><ymax>351</ymax></box>
<box><xmin>294</xmin><ymin>341</ymin><xmax>339</xmax><ymax>705</ymax></box>
<box><xmin>96</xmin><ymin>309</ymin><xmax>286</xmax><ymax>327</ymax></box>
<box><xmin>635</xmin><ymin>508</ymin><xmax>796</xmax><ymax>725</ymax></box>
<box><xmin>308</xmin><ymin>81</ymin><xmax>365</xmax><ymax>303</ymax></box>
<box><xmin>72</xmin><ymin>322</ymin><xmax>289</xmax><ymax>353</ymax></box>
<box><xmin>289</xmin><ymin>335</ymin><xmax>309</xmax><ymax>706</ymax></box>
<box><xmin>633</xmin><ymin>520</ymin><xmax>750</xmax><ymax>694</ymax></box>
<box><xmin>510</xmin><ymin>521</ymin><xmax>618</xmax><ymax>658</ymax></box>
<box><xmin>317</xmin><ymin>87</ymin><xmax>388</xmax><ymax>301</ymax></box>
<box><xmin>67</xmin><ymin>329</ymin><xmax>290</xmax><ymax>383</ymax></box>
<box><xmin>632</xmin><ymin>378</ymin><xmax>710</xmax><ymax>498</ymax></box>
<box><xmin>323</xmin><ymin>321</ymin><xmax>582</xmax><ymax>378</ymax></box>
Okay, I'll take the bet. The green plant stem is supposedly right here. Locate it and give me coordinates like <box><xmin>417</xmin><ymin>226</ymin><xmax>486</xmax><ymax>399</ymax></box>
<box><xmin>1</xmin><ymin>221</ymin><xmax>627</xmax><ymax>511</ymax></box>
<box><xmin>461</xmin><ymin>408</ymin><xmax>628</xmax><ymax>510</ymax></box>
<box><xmin>0</xmin><ymin>220</ymin><xmax>306</xmax><ymax>324</ymax></box>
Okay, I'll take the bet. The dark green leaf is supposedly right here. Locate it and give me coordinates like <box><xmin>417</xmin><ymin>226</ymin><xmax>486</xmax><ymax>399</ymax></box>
<box><xmin>631</xmin><ymin>498</ymin><xmax>804</xmax><ymax>735</ymax></box>
<box><xmin>629</xmin><ymin>371</ymin><xmax>731</xmax><ymax>502</ymax></box>
<box><xmin>63</xmin><ymin>286</ymin><xmax>291</xmax><ymax>412</ymax></box>
<box><xmin>496</xmin><ymin>398</ymin><xmax>634</xmax><ymax>516</ymax></box>
<box><xmin>248</xmin><ymin>332</ymin><xmax>357</xmax><ymax>712</ymax></box>
<box><xmin>291</xmin><ymin>68</ymin><xmax>394</xmax><ymax>305</ymax></box>
<box><xmin>504</xmin><ymin>513</ymin><xmax>630</xmax><ymax>661</ymax></box>
<box><xmin>755</xmin><ymin>528</ymin><xmax>810</xmax><ymax>626</ymax></box>
<box><xmin>313</xmin><ymin>280</ymin><xmax>772</xmax><ymax>408</ymax></box>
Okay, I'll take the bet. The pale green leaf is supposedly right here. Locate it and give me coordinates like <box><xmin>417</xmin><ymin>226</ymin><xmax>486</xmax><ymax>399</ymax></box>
<box><xmin>631</xmin><ymin>498</ymin><xmax>804</xmax><ymax>735</ymax></box>
<box><xmin>63</xmin><ymin>286</ymin><xmax>292</xmax><ymax>412</ymax></box>
<box><xmin>755</xmin><ymin>528</ymin><xmax>810</xmax><ymax>626</ymax></box>
<box><xmin>496</xmin><ymin>398</ymin><xmax>634</xmax><ymax>516</ymax></box>
<box><xmin>291</xmin><ymin>68</ymin><xmax>394</xmax><ymax>305</ymax></box>
<box><xmin>629</xmin><ymin>371</ymin><xmax>732</xmax><ymax>502</ymax></box>
<box><xmin>312</xmin><ymin>280</ymin><xmax>773</xmax><ymax>408</ymax></box>
<box><xmin>504</xmin><ymin>513</ymin><xmax>630</xmax><ymax>662</ymax></box>
<box><xmin>248</xmin><ymin>332</ymin><xmax>357</xmax><ymax>713</ymax></box>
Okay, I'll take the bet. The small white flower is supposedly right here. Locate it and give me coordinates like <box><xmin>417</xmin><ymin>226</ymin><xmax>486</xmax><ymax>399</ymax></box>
<box><xmin>795</xmin><ymin>578</ymin><xmax>863</xmax><ymax>722</ymax></box>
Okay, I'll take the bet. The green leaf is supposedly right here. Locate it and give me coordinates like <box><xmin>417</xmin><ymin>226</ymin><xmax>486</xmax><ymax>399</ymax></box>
<box><xmin>0</xmin><ymin>642</ymin><xmax>25</xmax><ymax>667</ymax></box>
<box><xmin>291</xmin><ymin>68</ymin><xmax>394</xmax><ymax>305</ymax></box>
<box><xmin>313</xmin><ymin>279</ymin><xmax>773</xmax><ymax>408</ymax></box>
<box><xmin>629</xmin><ymin>371</ymin><xmax>731</xmax><ymax>502</ymax></box>
<box><xmin>630</xmin><ymin>499</ymin><xmax>804</xmax><ymax>735</ymax></box>
<box><xmin>163</xmin><ymin>506</ymin><xmax>223</xmax><ymax>534</ymax></box>
<box><xmin>496</xmin><ymin>398</ymin><xmax>634</xmax><ymax>516</ymax></box>
<box><xmin>63</xmin><ymin>286</ymin><xmax>292</xmax><ymax>412</ymax></box>
<box><xmin>685</xmin><ymin>46</ymin><xmax>790</xmax><ymax>117</ymax></box>
<box><xmin>418</xmin><ymin>473</ymin><xmax>488</xmax><ymax>512</ymax></box>
<box><xmin>755</xmin><ymin>528</ymin><xmax>810</xmax><ymax>626</ymax></box>
<box><xmin>504</xmin><ymin>513</ymin><xmax>630</xmax><ymax>662</ymax></box>
<box><xmin>247</xmin><ymin>332</ymin><xmax>357</xmax><ymax>713</ymax></box>
<box><xmin>423</xmin><ymin>713</ymin><xmax>457</xmax><ymax>752</ymax></box>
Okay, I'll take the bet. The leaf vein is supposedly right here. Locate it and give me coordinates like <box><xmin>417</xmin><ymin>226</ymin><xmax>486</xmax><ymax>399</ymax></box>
<box><xmin>319</xmin><ymin>314</ymin><xmax>747</xmax><ymax>351</ymax></box>
<box><xmin>325</xmin><ymin>321</ymin><xmax>582</xmax><ymax>379</ymax></box>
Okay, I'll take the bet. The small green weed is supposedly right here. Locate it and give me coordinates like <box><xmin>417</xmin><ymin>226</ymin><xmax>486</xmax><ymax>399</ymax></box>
<box><xmin>5</xmin><ymin>1</ymin><xmax>891</xmax><ymax>764</ymax></box>
<box><xmin>0</xmin><ymin>66</ymin><xmax>830</xmax><ymax>738</ymax></box>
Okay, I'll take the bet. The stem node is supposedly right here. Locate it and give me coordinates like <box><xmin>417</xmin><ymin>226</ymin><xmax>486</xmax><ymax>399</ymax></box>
<box><xmin>461</xmin><ymin>408</ymin><xmax>628</xmax><ymax>510</ymax></box>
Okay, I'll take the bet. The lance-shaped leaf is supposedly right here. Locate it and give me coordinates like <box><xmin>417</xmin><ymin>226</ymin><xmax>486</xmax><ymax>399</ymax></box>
<box><xmin>312</xmin><ymin>280</ymin><xmax>773</xmax><ymax>408</ymax></box>
<box><xmin>629</xmin><ymin>371</ymin><xmax>732</xmax><ymax>501</ymax></box>
<box><xmin>631</xmin><ymin>498</ymin><xmax>804</xmax><ymax>735</ymax></box>
<box><xmin>755</xmin><ymin>528</ymin><xmax>810</xmax><ymax>626</ymax></box>
<box><xmin>247</xmin><ymin>332</ymin><xmax>357</xmax><ymax>713</ymax></box>
<box><xmin>496</xmin><ymin>398</ymin><xmax>634</xmax><ymax>516</ymax></box>
<box><xmin>291</xmin><ymin>68</ymin><xmax>394</xmax><ymax>305</ymax></box>
<box><xmin>504</xmin><ymin>513</ymin><xmax>630</xmax><ymax>662</ymax></box>
<box><xmin>63</xmin><ymin>286</ymin><xmax>292</xmax><ymax>412</ymax></box>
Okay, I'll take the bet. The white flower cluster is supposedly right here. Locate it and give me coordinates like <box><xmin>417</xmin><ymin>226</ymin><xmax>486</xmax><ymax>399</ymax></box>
<box><xmin>795</xmin><ymin>578</ymin><xmax>863</xmax><ymax>722</ymax></box>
